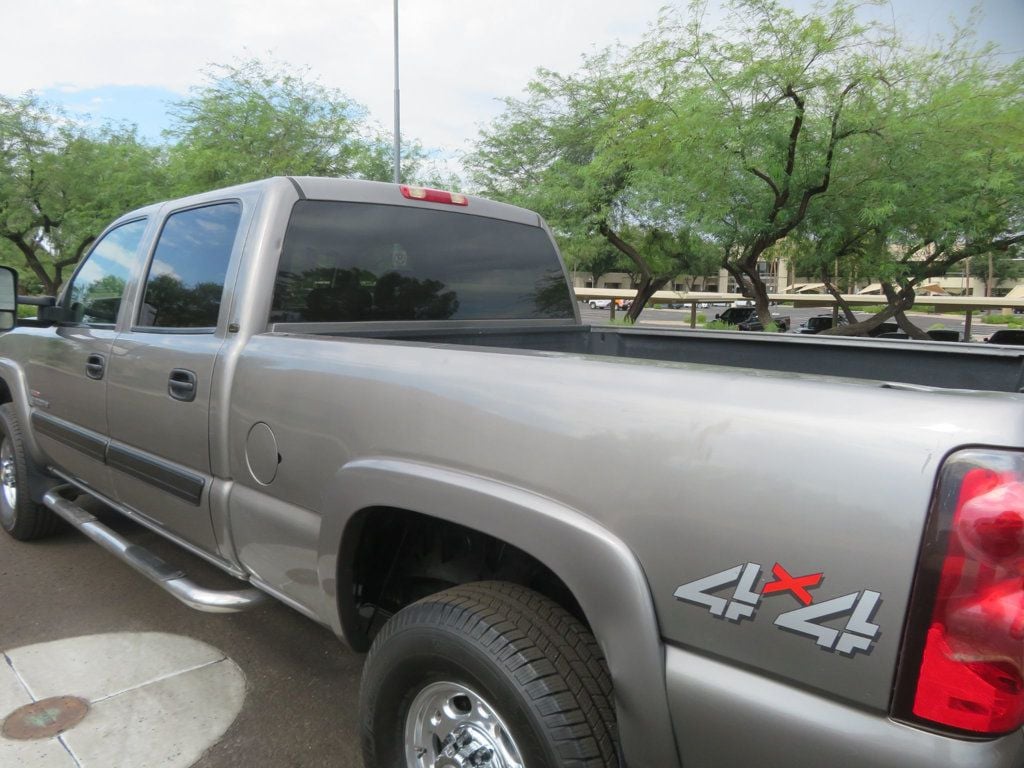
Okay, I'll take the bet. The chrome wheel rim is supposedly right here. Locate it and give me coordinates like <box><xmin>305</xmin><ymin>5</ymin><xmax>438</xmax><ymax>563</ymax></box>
<box><xmin>404</xmin><ymin>681</ymin><xmax>525</xmax><ymax>768</ymax></box>
<box><xmin>1</xmin><ymin>437</ymin><xmax>16</xmax><ymax>512</ymax></box>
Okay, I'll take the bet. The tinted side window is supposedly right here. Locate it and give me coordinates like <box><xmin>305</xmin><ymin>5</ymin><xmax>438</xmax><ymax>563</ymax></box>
<box><xmin>271</xmin><ymin>201</ymin><xmax>573</xmax><ymax>323</ymax></box>
<box><xmin>138</xmin><ymin>203</ymin><xmax>241</xmax><ymax>329</ymax></box>
<box><xmin>64</xmin><ymin>219</ymin><xmax>148</xmax><ymax>326</ymax></box>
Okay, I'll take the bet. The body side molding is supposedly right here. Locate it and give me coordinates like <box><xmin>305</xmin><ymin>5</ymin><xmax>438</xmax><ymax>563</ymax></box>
<box><xmin>32</xmin><ymin>411</ymin><xmax>107</xmax><ymax>462</ymax></box>
<box><xmin>107</xmin><ymin>444</ymin><xmax>205</xmax><ymax>506</ymax></box>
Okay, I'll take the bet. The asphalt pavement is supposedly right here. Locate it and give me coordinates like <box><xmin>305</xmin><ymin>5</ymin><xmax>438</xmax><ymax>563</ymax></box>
<box><xmin>0</xmin><ymin>509</ymin><xmax>364</xmax><ymax>768</ymax></box>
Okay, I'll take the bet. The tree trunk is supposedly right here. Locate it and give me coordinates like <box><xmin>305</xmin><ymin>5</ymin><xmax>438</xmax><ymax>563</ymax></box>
<box><xmin>741</xmin><ymin>265</ymin><xmax>773</xmax><ymax>328</ymax></box>
<box><xmin>626</xmin><ymin>275</ymin><xmax>670</xmax><ymax>323</ymax></box>
<box><xmin>5</xmin><ymin>235</ymin><xmax>59</xmax><ymax>295</ymax></box>
<box><xmin>821</xmin><ymin>270</ymin><xmax>858</xmax><ymax>323</ymax></box>
<box><xmin>820</xmin><ymin>281</ymin><xmax>917</xmax><ymax>337</ymax></box>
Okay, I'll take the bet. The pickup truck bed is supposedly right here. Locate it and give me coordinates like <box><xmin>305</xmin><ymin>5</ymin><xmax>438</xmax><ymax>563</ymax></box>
<box><xmin>295</xmin><ymin>321</ymin><xmax>1024</xmax><ymax>394</ymax></box>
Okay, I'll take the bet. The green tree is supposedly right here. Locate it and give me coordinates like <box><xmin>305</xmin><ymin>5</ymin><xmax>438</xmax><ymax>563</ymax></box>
<box><xmin>165</xmin><ymin>59</ymin><xmax>425</xmax><ymax>193</ymax></box>
<box><xmin>647</xmin><ymin>0</ymin><xmax>895</xmax><ymax>328</ymax></box>
<box><xmin>468</xmin><ymin>48</ymin><xmax>717</xmax><ymax>322</ymax></box>
<box><xmin>0</xmin><ymin>94</ymin><xmax>166</xmax><ymax>295</ymax></box>
<box><xmin>793</xmin><ymin>35</ymin><xmax>1024</xmax><ymax>337</ymax></box>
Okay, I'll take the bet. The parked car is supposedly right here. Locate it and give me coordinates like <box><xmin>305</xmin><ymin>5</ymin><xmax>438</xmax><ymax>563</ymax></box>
<box><xmin>714</xmin><ymin>306</ymin><xmax>791</xmax><ymax>332</ymax></box>
<box><xmin>0</xmin><ymin>177</ymin><xmax>1021</xmax><ymax>768</ymax></box>
<box><xmin>986</xmin><ymin>328</ymin><xmax>1024</xmax><ymax>345</ymax></box>
<box><xmin>876</xmin><ymin>329</ymin><xmax>962</xmax><ymax>342</ymax></box>
<box><xmin>866</xmin><ymin>321</ymin><xmax>900</xmax><ymax>337</ymax></box>
<box><xmin>797</xmin><ymin>314</ymin><xmax>847</xmax><ymax>334</ymax></box>
<box><xmin>667</xmin><ymin>301</ymin><xmax>714</xmax><ymax>309</ymax></box>
<box><xmin>588</xmin><ymin>299</ymin><xmax>612</xmax><ymax>309</ymax></box>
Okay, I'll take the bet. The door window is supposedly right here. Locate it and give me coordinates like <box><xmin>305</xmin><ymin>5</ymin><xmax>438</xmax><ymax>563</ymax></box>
<box><xmin>63</xmin><ymin>219</ymin><xmax>148</xmax><ymax>326</ymax></box>
<box><xmin>137</xmin><ymin>202</ymin><xmax>242</xmax><ymax>330</ymax></box>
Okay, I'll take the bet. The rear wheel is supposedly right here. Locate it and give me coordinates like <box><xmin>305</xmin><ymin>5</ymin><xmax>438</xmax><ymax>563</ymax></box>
<box><xmin>360</xmin><ymin>581</ymin><xmax>619</xmax><ymax>768</ymax></box>
<box><xmin>0</xmin><ymin>404</ymin><xmax>58</xmax><ymax>541</ymax></box>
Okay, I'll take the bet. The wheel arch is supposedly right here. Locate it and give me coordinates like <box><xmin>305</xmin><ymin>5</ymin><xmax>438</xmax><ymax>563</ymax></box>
<box><xmin>0</xmin><ymin>359</ymin><xmax>45</xmax><ymax>464</ymax></box>
<box><xmin>318</xmin><ymin>457</ymin><xmax>681</xmax><ymax>768</ymax></box>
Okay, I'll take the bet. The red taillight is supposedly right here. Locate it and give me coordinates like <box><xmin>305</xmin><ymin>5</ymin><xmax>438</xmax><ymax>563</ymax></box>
<box><xmin>399</xmin><ymin>185</ymin><xmax>468</xmax><ymax>206</ymax></box>
<box><xmin>899</xmin><ymin>452</ymin><xmax>1024</xmax><ymax>736</ymax></box>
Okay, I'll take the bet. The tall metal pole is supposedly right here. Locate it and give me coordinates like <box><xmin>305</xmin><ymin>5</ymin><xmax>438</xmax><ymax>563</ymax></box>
<box><xmin>392</xmin><ymin>0</ymin><xmax>401</xmax><ymax>184</ymax></box>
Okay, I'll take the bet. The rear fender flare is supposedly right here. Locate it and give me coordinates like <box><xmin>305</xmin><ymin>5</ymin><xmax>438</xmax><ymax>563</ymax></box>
<box><xmin>317</xmin><ymin>457</ymin><xmax>680</xmax><ymax>768</ymax></box>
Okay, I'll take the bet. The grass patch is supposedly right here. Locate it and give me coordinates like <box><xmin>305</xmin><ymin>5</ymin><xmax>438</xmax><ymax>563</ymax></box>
<box><xmin>982</xmin><ymin>314</ymin><xmax>1024</xmax><ymax>326</ymax></box>
<box><xmin>704</xmin><ymin>320</ymin><xmax>738</xmax><ymax>330</ymax></box>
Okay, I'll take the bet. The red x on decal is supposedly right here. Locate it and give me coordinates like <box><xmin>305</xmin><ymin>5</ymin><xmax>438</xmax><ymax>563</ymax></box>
<box><xmin>761</xmin><ymin>563</ymin><xmax>823</xmax><ymax>605</ymax></box>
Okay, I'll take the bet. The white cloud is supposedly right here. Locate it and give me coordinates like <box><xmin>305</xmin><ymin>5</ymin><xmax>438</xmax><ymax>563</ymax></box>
<box><xmin>1</xmin><ymin>1</ymin><xmax>1019</xmax><ymax>173</ymax></box>
<box><xmin>0</xmin><ymin>1</ymin><xmax>668</xmax><ymax>161</ymax></box>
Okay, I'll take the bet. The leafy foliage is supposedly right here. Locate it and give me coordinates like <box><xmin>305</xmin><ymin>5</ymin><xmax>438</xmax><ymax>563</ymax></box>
<box><xmin>468</xmin><ymin>47</ymin><xmax>719</xmax><ymax>321</ymax></box>
<box><xmin>164</xmin><ymin>59</ymin><xmax>421</xmax><ymax>193</ymax></box>
<box><xmin>470</xmin><ymin>0</ymin><xmax>1021</xmax><ymax>330</ymax></box>
<box><xmin>0</xmin><ymin>58</ymin><xmax>447</xmax><ymax>294</ymax></box>
<box><xmin>0</xmin><ymin>94</ymin><xmax>166</xmax><ymax>294</ymax></box>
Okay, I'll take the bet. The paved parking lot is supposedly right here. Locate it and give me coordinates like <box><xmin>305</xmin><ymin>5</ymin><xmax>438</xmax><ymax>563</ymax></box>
<box><xmin>0</xmin><ymin>509</ymin><xmax>364</xmax><ymax>768</ymax></box>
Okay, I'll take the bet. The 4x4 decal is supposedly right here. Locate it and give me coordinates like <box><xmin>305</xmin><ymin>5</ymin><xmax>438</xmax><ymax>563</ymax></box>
<box><xmin>673</xmin><ymin>562</ymin><xmax>882</xmax><ymax>656</ymax></box>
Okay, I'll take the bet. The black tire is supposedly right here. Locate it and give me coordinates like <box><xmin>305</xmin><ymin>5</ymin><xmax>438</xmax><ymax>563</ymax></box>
<box><xmin>360</xmin><ymin>580</ymin><xmax>619</xmax><ymax>768</ymax></box>
<box><xmin>0</xmin><ymin>403</ymin><xmax>58</xmax><ymax>541</ymax></box>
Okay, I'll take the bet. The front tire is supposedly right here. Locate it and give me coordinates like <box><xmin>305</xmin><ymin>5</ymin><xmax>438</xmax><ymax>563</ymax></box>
<box><xmin>0</xmin><ymin>403</ymin><xmax>58</xmax><ymax>541</ymax></box>
<box><xmin>360</xmin><ymin>581</ymin><xmax>619</xmax><ymax>768</ymax></box>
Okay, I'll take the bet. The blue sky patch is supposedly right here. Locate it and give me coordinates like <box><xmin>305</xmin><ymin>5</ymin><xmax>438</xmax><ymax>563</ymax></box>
<box><xmin>39</xmin><ymin>85</ymin><xmax>182</xmax><ymax>144</ymax></box>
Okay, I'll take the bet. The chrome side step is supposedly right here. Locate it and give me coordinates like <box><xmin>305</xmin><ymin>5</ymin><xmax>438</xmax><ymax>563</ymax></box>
<box><xmin>43</xmin><ymin>487</ymin><xmax>269</xmax><ymax>613</ymax></box>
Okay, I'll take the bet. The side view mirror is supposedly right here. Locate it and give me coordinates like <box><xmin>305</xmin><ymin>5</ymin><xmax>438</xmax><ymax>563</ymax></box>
<box><xmin>0</xmin><ymin>267</ymin><xmax>16</xmax><ymax>331</ymax></box>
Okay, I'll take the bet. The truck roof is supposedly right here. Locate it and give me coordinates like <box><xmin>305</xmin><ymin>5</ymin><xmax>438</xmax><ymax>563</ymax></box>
<box><xmin>109</xmin><ymin>176</ymin><xmax>544</xmax><ymax>230</ymax></box>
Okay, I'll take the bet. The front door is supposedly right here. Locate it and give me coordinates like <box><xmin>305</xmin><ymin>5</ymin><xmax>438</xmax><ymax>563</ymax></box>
<box><xmin>106</xmin><ymin>202</ymin><xmax>242</xmax><ymax>553</ymax></box>
<box><xmin>23</xmin><ymin>218</ymin><xmax>150</xmax><ymax>496</ymax></box>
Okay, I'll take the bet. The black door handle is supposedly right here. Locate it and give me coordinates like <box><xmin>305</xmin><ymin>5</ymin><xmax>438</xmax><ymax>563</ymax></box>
<box><xmin>168</xmin><ymin>369</ymin><xmax>197</xmax><ymax>402</ymax></box>
<box><xmin>86</xmin><ymin>353</ymin><xmax>105</xmax><ymax>380</ymax></box>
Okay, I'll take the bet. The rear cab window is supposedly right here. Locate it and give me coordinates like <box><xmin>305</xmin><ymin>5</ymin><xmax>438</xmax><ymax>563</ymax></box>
<box><xmin>270</xmin><ymin>201</ymin><xmax>574</xmax><ymax>324</ymax></box>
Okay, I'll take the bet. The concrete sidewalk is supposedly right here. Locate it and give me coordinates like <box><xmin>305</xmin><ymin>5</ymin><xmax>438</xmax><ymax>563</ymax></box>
<box><xmin>0</xmin><ymin>511</ymin><xmax>364</xmax><ymax>767</ymax></box>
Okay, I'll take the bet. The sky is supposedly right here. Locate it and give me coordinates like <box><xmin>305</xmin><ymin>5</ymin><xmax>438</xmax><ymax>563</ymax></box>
<box><xmin>1</xmin><ymin>1</ymin><xmax>1021</xmax><ymax>173</ymax></box>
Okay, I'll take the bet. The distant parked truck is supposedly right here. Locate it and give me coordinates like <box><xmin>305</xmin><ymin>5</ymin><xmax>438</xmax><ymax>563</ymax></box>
<box><xmin>0</xmin><ymin>177</ymin><xmax>1022</xmax><ymax>768</ymax></box>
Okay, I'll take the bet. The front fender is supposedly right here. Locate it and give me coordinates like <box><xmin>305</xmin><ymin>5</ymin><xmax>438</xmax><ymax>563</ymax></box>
<box><xmin>0</xmin><ymin>357</ymin><xmax>46</xmax><ymax>464</ymax></box>
<box><xmin>317</xmin><ymin>457</ymin><xmax>681</xmax><ymax>768</ymax></box>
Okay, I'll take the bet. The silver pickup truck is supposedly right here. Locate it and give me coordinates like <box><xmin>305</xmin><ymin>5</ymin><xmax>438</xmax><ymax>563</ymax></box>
<box><xmin>0</xmin><ymin>177</ymin><xmax>1022</xmax><ymax>768</ymax></box>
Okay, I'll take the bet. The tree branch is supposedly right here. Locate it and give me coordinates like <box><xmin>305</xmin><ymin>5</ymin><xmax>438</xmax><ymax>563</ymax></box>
<box><xmin>747</xmin><ymin>166</ymin><xmax>781</xmax><ymax>203</ymax></box>
<box><xmin>598</xmin><ymin>221</ymin><xmax>652</xmax><ymax>282</ymax></box>
<box><xmin>3</xmin><ymin>233</ymin><xmax>56</xmax><ymax>293</ymax></box>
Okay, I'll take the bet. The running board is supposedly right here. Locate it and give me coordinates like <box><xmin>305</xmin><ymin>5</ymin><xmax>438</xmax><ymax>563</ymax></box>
<box><xmin>42</xmin><ymin>487</ymin><xmax>269</xmax><ymax>613</ymax></box>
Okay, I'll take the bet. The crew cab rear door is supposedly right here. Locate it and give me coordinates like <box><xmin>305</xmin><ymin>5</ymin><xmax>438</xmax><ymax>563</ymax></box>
<box><xmin>105</xmin><ymin>201</ymin><xmax>244</xmax><ymax>553</ymax></box>
<box><xmin>24</xmin><ymin>218</ymin><xmax>151</xmax><ymax>496</ymax></box>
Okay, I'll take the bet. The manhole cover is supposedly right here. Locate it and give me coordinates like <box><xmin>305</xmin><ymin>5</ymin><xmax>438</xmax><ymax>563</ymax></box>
<box><xmin>2</xmin><ymin>696</ymin><xmax>90</xmax><ymax>740</ymax></box>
